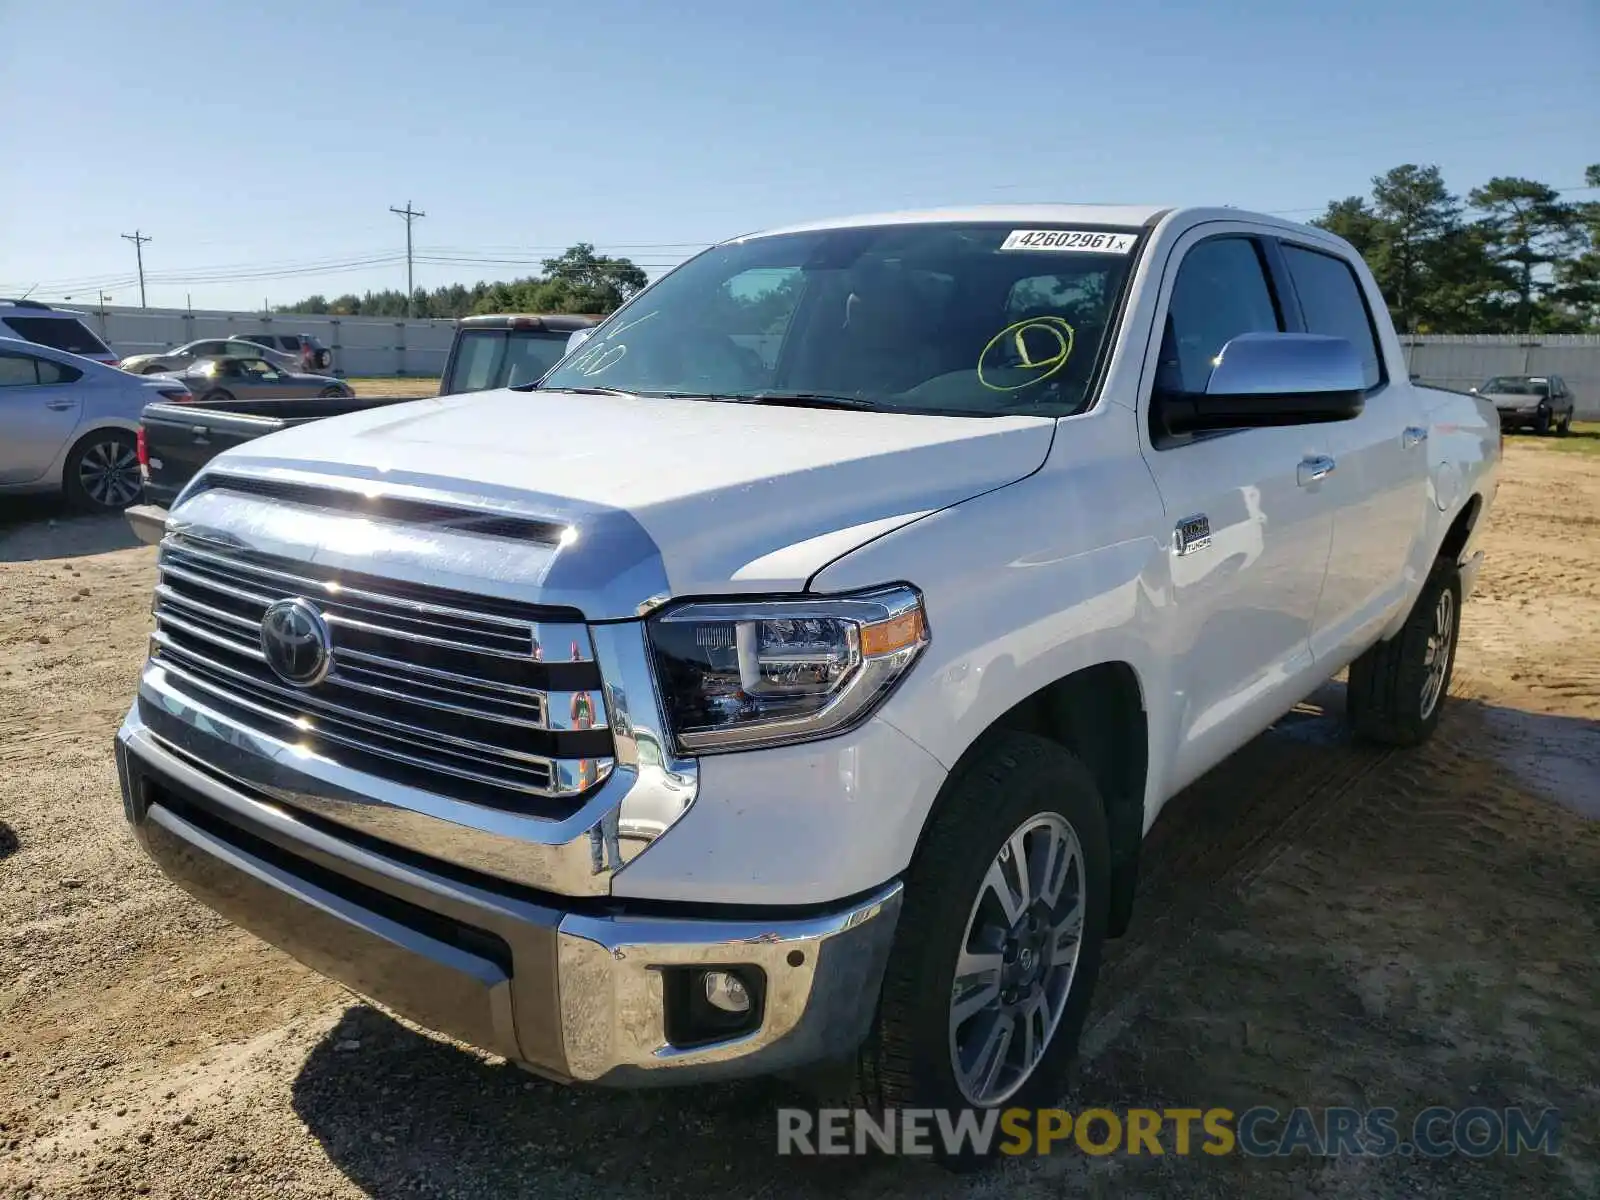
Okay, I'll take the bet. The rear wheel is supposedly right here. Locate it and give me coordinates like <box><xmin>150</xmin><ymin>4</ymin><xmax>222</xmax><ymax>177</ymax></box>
<box><xmin>198</xmin><ymin>388</ymin><xmax>236</xmax><ymax>405</ymax></box>
<box><xmin>853</xmin><ymin>732</ymin><xmax>1109</xmax><ymax>1167</ymax></box>
<box><xmin>318</xmin><ymin>386</ymin><xmax>344</xmax><ymax>398</ymax></box>
<box><xmin>1347</xmin><ymin>562</ymin><xmax>1461</xmax><ymax>746</ymax></box>
<box><xmin>63</xmin><ymin>430</ymin><xmax>142</xmax><ymax>513</ymax></box>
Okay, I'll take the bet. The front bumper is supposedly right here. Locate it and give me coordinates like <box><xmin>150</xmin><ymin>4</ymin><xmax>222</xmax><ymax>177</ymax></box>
<box><xmin>116</xmin><ymin>706</ymin><xmax>901</xmax><ymax>1085</ymax></box>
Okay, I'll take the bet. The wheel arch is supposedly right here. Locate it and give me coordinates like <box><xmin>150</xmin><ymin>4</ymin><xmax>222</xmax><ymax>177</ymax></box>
<box><xmin>44</xmin><ymin>418</ymin><xmax>138</xmax><ymax>484</ymax></box>
<box><xmin>912</xmin><ymin>660</ymin><xmax>1151</xmax><ymax>937</ymax></box>
<box><xmin>1437</xmin><ymin>492</ymin><xmax>1483</xmax><ymax>565</ymax></box>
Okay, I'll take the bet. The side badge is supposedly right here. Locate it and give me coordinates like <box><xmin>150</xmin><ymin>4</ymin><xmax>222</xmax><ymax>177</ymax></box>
<box><xmin>1175</xmin><ymin>514</ymin><xmax>1212</xmax><ymax>556</ymax></box>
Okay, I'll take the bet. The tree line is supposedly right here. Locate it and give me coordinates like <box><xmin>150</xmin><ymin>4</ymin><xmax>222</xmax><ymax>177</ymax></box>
<box><xmin>279</xmin><ymin>244</ymin><xmax>648</xmax><ymax>320</ymax></box>
<box><xmin>1314</xmin><ymin>163</ymin><xmax>1599</xmax><ymax>334</ymax></box>
<box><xmin>278</xmin><ymin>166</ymin><xmax>1600</xmax><ymax>334</ymax></box>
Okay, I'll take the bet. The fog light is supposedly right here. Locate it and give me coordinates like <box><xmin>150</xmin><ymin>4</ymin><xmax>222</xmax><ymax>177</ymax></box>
<box><xmin>703</xmin><ymin>970</ymin><xmax>751</xmax><ymax>1014</ymax></box>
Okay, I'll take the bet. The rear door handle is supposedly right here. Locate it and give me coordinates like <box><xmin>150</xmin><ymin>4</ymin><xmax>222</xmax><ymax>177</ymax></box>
<box><xmin>44</xmin><ymin>399</ymin><xmax>75</xmax><ymax>411</ymax></box>
<box><xmin>1402</xmin><ymin>426</ymin><xmax>1428</xmax><ymax>448</ymax></box>
<box><xmin>1297</xmin><ymin>455</ymin><xmax>1336</xmax><ymax>486</ymax></box>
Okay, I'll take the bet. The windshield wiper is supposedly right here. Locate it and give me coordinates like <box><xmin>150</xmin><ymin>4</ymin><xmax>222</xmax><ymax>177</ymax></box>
<box><xmin>742</xmin><ymin>391</ymin><xmax>884</xmax><ymax>411</ymax></box>
<box><xmin>518</xmin><ymin>383</ymin><xmax>632</xmax><ymax>395</ymax></box>
<box><xmin>647</xmin><ymin>390</ymin><xmax>883</xmax><ymax>411</ymax></box>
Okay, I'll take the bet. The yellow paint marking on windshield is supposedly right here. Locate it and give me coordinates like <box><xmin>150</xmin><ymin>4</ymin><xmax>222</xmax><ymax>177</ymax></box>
<box><xmin>978</xmin><ymin>317</ymin><xmax>1076</xmax><ymax>392</ymax></box>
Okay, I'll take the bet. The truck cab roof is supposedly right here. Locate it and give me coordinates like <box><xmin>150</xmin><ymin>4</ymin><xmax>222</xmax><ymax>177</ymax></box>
<box><xmin>454</xmin><ymin>313</ymin><xmax>604</xmax><ymax>331</ymax></box>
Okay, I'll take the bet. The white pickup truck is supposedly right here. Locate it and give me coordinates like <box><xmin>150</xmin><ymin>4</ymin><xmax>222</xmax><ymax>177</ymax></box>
<box><xmin>116</xmin><ymin>204</ymin><xmax>1499</xmax><ymax>1137</ymax></box>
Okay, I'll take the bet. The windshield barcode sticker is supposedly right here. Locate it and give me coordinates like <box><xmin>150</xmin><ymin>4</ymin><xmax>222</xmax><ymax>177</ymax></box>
<box><xmin>1001</xmin><ymin>230</ymin><xmax>1138</xmax><ymax>254</ymax></box>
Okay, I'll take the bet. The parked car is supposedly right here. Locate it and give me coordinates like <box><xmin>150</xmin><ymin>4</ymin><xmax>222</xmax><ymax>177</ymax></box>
<box><xmin>125</xmin><ymin>313</ymin><xmax>603</xmax><ymax>541</ymax></box>
<box><xmin>0</xmin><ymin>299</ymin><xmax>119</xmax><ymax>366</ymax></box>
<box><xmin>153</xmin><ymin>356</ymin><xmax>354</xmax><ymax>405</ymax></box>
<box><xmin>115</xmin><ymin>203</ymin><xmax>1501</xmax><ymax>1165</ymax></box>
<box><xmin>0</xmin><ymin>336</ymin><xmax>189</xmax><ymax>511</ymax></box>
<box><xmin>232</xmin><ymin>331</ymin><xmax>333</xmax><ymax>372</ymax></box>
<box><xmin>1471</xmin><ymin>374</ymin><xmax>1576</xmax><ymax>435</ymax></box>
<box><xmin>120</xmin><ymin>338</ymin><xmax>300</xmax><ymax>375</ymax></box>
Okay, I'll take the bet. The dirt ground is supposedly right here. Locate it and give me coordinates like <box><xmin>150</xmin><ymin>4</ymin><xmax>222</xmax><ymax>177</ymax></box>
<box><xmin>1</xmin><ymin>433</ymin><xmax>1597</xmax><ymax>1199</ymax></box>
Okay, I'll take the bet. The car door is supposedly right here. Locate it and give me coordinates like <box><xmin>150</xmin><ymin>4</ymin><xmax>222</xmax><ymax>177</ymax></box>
<box><xmin>1137</xmin><ymin>230</ymin><xmax>1338</xmax><ymax>791</ymax></box>
<box><xmin>1276</xmin><ymin>240</ymin><xmax>1430</xmax><ymax>660</ymax></box>
<box><xmin>0</xmin><ymin>351</ymin><xmax>84</xmax><ymax>484</ymax></box>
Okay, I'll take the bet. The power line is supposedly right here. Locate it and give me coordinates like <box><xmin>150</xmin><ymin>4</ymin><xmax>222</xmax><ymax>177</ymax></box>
<box><xmin>389</xmin><ymin>202</ymin><xmax>426</xmax><ymax>316</ymax></box>
<box><xmin>120</xmin><ymin>230</ymin><xmax>152</xmax><ymax>308</ymax></box>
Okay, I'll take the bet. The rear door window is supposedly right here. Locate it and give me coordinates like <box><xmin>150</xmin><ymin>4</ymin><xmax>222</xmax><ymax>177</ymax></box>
<box><xmin>0</xmin><ymin>353</ymin><xmax>38</xmax><ymax>386</ymax></box>
<box><xmin>1280</xmin><ymin>244</ymin><xmax>1385</xmax><ymax>390</ymax></box>
<box><xmin>1</xmin><ymin>316</ymin><xmax>112</xmax><ymax>357</ymax></box>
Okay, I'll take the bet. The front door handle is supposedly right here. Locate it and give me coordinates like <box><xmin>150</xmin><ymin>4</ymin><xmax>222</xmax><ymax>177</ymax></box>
<box><xmin>44</xmin><ymin>399</ymin><xmax>75</xmax><ymax>411</ymax></box>
<box><xmin>1402</xmin><ymin>425</ymin><xmax>1428</xmax><ymax>449</ymax></box>
<box><xmin>1297</xmin><ymin>455</ymin><xmax>1336</xmax><ymax>486</ymax></box>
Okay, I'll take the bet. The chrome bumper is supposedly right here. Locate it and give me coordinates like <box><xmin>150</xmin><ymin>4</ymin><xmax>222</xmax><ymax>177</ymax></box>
<box><xmin>116</xmin><ymin>706</ymin><xmax>901</xmax><ymax>1085</ymax></box>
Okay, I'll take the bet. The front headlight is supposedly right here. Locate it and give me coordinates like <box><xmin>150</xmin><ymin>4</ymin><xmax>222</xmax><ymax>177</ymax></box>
<box><xmin>646</xmin><ymin>585</ymin><xmax>929</xmax><ymax>753</ymax></box>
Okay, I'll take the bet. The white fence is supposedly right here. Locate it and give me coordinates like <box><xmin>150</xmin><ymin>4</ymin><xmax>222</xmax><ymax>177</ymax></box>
<box><xmin>70</xmin><ymin>304</ymin><xmax>458</xmax><ymax>378</ymax></box>
<box><xmin>1402</xmin><ymin>334</ymin><xmax>1600</xmax><ymax>418</ymax></box>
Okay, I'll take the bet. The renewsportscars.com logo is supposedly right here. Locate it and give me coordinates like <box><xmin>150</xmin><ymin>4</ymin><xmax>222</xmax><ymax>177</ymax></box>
<box><xmin>777</xmin><ymin>1106</ymin><xmax>1563</xmax><ymax>1159</ymax></box>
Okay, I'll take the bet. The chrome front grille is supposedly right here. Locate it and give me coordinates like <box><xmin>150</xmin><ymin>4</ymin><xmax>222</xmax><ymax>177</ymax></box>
<box><xmin>148</xmin><ymin>535</ymin><xmax>614</xmax><ymax>812</ymax></box>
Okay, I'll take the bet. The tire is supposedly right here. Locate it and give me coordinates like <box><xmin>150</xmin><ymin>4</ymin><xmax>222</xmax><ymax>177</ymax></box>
<box><xmin>198</xmin><ymin>389</ymin><xmax>236</xmax><ymax>406</ymax></box>
<box><xmin>141</xmin><ymin>365</ymin><xmax>168</xmax><ymax>375</ymax></box>
<box><xmin>1346</xmin><ymin>562</ymin><xmax>1461</xmax><ymax>747</ymax></box>
<box><xmin>1534</xmin><ymin>410</ymin><xmax>1552</xmax><ymax>436</ymax></box>
<box><xmin>63</xmin><ymin>430</ymin><xmax>142</xmax><ymax>513</ymax></box>
<box><xmin>853</xmin><ymin>731</ymin><xmax>1110</xmax><ymax>1168</ymax></box>
<box><xmin>1556</xmin><ymin>411</ymin><xmax>1572</xmax><ymax>437</ymax></box>
<box><xmin>318</xmin><ymin>386</ymin><xmax>344</xmax><ymax>398</ymax></box>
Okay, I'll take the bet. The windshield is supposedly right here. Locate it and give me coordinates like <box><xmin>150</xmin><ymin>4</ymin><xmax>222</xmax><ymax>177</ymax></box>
<box><xmin>445</xmin><ymin>329</ymin><xmax>575</xmax><ymax>394</ymax></box>
<box><xmin>539</xmin><ymin>223</ymin><xmax>1142</xmax><ymax>417</ymax></box>
<box><xmin>1482</xmin><ymin>377</ymin><xmax>1548</xmax><ymax>395</ymax></box>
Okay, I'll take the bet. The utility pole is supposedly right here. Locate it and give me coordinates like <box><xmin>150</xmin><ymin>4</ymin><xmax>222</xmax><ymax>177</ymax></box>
<box><xmin>121</xmin><ymin>230</ymin><xmax>152</xmax><ymax>308</ymax></box>
<box><xmin>389</xmin><ymin>202</ymin><xmax>426</xmax><ymax>316</ymax></box>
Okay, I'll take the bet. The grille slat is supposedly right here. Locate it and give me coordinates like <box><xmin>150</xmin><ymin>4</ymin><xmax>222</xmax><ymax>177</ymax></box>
<box><xmin>149</xmin><ymin>534</ymin><xmax>614</xmax><ymax>814</ymax></box>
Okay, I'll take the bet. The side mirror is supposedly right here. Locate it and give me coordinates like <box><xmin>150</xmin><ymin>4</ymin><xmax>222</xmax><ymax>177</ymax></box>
<box><xmin>1156</xmin><ymin>333</ymin><xmax>1365</xmax><ymax>435</ymax></box>
<box><xmin>566</xmin><ymin>327</ymin><xmax>595</xmax><ymax>354</ymax></box>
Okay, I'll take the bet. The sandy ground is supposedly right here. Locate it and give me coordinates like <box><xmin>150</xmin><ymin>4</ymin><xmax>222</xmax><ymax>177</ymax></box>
<box><xmin>1</xmin><ymin>434</ymin><xmax>1596</xmax><ymax>1199</ymax></box>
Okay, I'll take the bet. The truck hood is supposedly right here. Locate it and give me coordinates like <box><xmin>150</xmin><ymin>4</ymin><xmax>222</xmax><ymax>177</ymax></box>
<box><xmin>199</xmin><ymin>387</ymin><xmax>1055</xmax><ymax>617</ymax></box>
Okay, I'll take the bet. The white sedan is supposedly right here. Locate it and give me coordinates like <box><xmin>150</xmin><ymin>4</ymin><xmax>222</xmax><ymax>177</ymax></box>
<box><xmin>0</xmin><ymin>336</ymin><xmax>192</xmax><ymax>512</ymax></box>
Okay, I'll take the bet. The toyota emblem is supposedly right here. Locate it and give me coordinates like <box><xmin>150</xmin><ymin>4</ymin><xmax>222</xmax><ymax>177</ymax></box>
<box><xmin>260</xmin><ymin>597</ymin><xmax>333</xmax><ymax>687</ymax></box>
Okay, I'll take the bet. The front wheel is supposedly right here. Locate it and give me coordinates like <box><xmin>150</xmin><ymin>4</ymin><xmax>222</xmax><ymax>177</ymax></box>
<box><xmin>1535</xmin><ymin>410</ymin><xmax>1553</xmax><ymax>435</ymax></box>
<box><xmin>1346</xmin><ymin>562</ymin><xmax>1461</xmax><ymax>746</ymax></box>
<box><xmin>141</xmin><ymin>365</ymin><xmax>168</xmax><ymax>375</ymax></box>
<box><xmin>63</xmin><ymin>430</ymin><xmax>142</xmax><ymax>512</ymax></box>
<box><xmin>855</xmin><ymin>732</ymin><xmax>1109</xmax><ymax>1165</ymax></box>
<box><xmin>1556</xmin><ymin>411</ymin><xmax>1573</xmax><ymax>437</ymax></box>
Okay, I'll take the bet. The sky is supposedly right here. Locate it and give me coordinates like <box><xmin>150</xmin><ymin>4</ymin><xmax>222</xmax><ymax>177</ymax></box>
<box><xmin>1</xmin><ymin>0</ymin><xmax>1595</xmax><ymax>313</ymax></box>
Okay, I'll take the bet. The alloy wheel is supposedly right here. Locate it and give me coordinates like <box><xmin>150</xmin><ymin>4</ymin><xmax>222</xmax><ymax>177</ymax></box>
<box><xmin>948</xmin><ymin>812</ymin><xmax>1085</xmax><ymax>1106</ymax></box>
<box><xmin>1420</xmin><ymin>588</ymin><xmax>1455</xmax><ymax>720</ymax></box>
<box><xmin>77</xmin><ymin>439</ymin><xmax>141</xmax><ymax>510</ymax></box>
